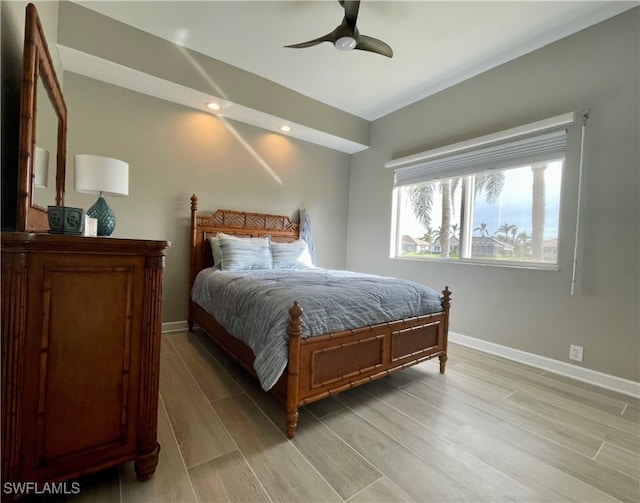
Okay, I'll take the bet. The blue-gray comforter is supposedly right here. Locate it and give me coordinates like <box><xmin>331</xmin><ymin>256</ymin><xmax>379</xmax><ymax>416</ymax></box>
<box><xmin>191</xmin><ymin>268</ymin><xmax>443</xmax><ymax>390</ymax></box>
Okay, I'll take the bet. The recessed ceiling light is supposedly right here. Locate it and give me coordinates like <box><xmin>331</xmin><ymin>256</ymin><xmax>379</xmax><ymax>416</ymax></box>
<box><xmin>280</xmin><ymin>125</ymin><xmax>292</xmax><ymax>133</ymax></box>
<box><xmin>206</xmin><ymin>101</ymin><xmax>221</xmax><ymax>111</ymax></box>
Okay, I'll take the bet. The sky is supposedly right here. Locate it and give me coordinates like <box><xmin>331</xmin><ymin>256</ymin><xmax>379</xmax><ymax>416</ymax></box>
<box><xmin>398</xmin><ymin>161</ymin><xmax>563</xmax><ymax>242</ymax></box>
<box><xmin>472</xmin><ymin>162</ymin><xmax>562</xmax><ymax>240</ymax></box>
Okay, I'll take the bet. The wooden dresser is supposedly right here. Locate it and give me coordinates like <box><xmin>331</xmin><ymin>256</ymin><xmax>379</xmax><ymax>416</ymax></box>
<box><xmin>1</xmin><ymin>232</ymin><xmax>169</xmax><ymax>496</ymax></box>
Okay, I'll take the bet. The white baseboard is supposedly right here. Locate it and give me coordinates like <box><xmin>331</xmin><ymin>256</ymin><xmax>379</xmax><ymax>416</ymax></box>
<box><xmin>449</xmin><ymin>331</ymin><xmax>640</xmax><ymax>399</ymax></box>
<box><xmin>160</xmin><ymin>322</ymin><xmax>639</xmax><ymax>398</ymax></box>
<box><xmin>162</xmin><ymin>320</ymin><xmax>189</xmax><ymax>333</ymax></box>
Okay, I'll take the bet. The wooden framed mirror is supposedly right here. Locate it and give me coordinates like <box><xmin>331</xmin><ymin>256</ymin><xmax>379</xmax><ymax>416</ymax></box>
<box><xmin>17</xmin><ymin>3</ymin><xmax>67</xmax><ymax>232</ymax></box>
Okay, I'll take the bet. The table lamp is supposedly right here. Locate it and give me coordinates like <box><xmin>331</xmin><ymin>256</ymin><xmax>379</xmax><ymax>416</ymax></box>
<box><xmin>74</xmin><ymin>154</ymin><xmax>129</xmax><ymax>236</ymax></box>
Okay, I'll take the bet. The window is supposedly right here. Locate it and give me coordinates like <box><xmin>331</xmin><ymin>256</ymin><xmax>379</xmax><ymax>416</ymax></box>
<box><xmin>388</xmin><ymin>114</ymin><xmax>573</xmax><ymax>268</ymax></box>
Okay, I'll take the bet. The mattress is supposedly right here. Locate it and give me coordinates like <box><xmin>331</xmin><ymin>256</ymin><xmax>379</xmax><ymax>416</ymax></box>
<box><xmin>191</xmin><ymin>268</ymin><xmax>443</xmax><ymax>390</ymax></box>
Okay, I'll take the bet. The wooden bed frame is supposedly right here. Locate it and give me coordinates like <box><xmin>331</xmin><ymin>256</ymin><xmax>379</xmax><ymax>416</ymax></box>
<box><xmin>188</xmin><ymin>195</ymin><xmax>451</xmax><ymax>438</ymax></box>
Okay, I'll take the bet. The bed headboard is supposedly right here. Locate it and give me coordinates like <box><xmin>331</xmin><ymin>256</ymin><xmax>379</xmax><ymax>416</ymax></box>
<box><xmin>189</xmin><ymin>194</ymin><xmax>300</xmax><ymax>288</ymax></box>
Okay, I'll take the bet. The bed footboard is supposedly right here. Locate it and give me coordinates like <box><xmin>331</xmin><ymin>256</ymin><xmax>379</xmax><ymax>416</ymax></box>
<box><xmin>284</xmin><ymin>287</ymin><xmax>451</xmax><ymax>438</ymax></box>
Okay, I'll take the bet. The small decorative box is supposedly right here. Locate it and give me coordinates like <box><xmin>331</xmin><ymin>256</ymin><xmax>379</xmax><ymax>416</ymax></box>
<box><xmin>48</xmin><ymin>206</ymin><xmax>85</xmax><ymax>235</ymax></box>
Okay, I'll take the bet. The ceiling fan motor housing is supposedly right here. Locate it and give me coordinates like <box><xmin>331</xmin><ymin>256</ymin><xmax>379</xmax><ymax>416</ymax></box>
<box><xmin>285</xmin><ymin>0</ymin><xmax>393</xmax><ymax>58</ymax></box>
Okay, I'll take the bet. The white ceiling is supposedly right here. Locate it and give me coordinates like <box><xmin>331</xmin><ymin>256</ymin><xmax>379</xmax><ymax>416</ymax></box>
<box><xmin>72</xmin><ymin>1</ymin><xmax>636</xmax><ymax>122</ymax></box>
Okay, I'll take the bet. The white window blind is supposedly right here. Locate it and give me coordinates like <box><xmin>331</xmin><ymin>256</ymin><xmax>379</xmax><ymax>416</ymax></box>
<box><xmin>386</xmin><ymin>113</ymin><xmax>575</xmax><ymax>187</ymax></box>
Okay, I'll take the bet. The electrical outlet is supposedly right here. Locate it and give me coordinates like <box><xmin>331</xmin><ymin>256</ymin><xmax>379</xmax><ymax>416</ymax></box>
<box><xmin>569</xmin><ymin>344</ymin><xmax>584</xmax><ymax>362</ymax></box>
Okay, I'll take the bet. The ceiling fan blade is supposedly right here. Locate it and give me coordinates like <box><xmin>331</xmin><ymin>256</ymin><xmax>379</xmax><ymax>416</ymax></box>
<box><xmin>355</xmin><ymin>34</ymin><xmax>393</xmax><ymax>58</ymax></box>
<box><xmin>285</xmin><ymin>32</ymin><xmax>334</xmax><ymax>49</ymax></box>
<box><xmin>287</xmin><ymin>0</ymin><xmax>391</xmax><ymax>58</ymax></box>
<box><xmin>342</xmin><ymin>0</ymin><xmax>360</xmax><ymax>27</ymax></box>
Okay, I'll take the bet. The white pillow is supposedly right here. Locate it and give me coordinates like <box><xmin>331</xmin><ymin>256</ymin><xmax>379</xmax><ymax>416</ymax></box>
<box><xmin>217</xmin><ymin>233</ymin><xmax>273</xmax><ymax>271</ymax></box>
<box><xmin>271</xmin><ymin>240</ymin><xmax>314</xmax><ymax>269</ymax></box>
<box><xmin>208</xmin><ymin>236</ymin><xmax>223</xmax><ymax>268</ymax></box>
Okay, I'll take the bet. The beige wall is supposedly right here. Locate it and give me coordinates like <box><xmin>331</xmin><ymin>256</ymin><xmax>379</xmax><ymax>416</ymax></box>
<box><xmin>1</xmin><ymin>1</ymin><xmax>62</xmax><ymax>74</ymax></box>
<box><xmin>346</xmin><ymin>8</ymin><xmax>639</xmax><ymax>381</ymax></box>
<box><xmin>63</xmin><ymin>73</ymin><xmax>351</xmax><ymax>323</ymax></box>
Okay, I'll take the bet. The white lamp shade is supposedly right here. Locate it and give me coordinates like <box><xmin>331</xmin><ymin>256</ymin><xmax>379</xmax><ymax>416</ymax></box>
<box><xmin>33</xmin><ymin>145</ymin><xmax>49</xmax><ymax>188</ymax></box>
<box><xmin>74</xmin><ymin>154</ymin><xmax>129</xmax><ymax>196</ymax></box>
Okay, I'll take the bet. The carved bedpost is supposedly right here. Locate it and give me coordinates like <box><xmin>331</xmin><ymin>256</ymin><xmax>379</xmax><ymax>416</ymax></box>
<box><xmin>439</xmin><ymin>286</ymin><xmax>452</xmax><ymax>374</ymax></box>
<box><xmin>190</xmin><ymin>194</ymin><xmax>198</xmax><ymax>234</ymax></box>
<box><xmin>188</xmin><ymin>194</ymin><xmax>199</xmax><ymax>332</ymax></box>
<box><xmin>286</xmin><ymin>301</ymin><xmax>303</xmax><ymax>439</ymax></box>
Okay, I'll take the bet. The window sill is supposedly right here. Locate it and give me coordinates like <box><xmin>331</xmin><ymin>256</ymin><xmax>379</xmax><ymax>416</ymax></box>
<box><xmin>391</xmin><ymin>255</ymin><xmax>560</xmax><ymax>272</ymax></box>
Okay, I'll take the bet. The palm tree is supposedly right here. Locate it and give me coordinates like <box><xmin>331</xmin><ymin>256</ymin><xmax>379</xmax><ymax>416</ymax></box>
<box><xmin>516</xmin><ymin>230</ymin><xmax>532</xmax><ymax>257</ymax></box>
<box><xmin>440</xmin><ymin>179</ymin><xmax>452</xmax><ymax>257</ymax></box>
<box><xmin>475</xmin><ymin>172</ymin><xmax>505</xmax><ymax>204</ymax></box>
<box><xmin>421</xmin><ymin>228</ymin><xmax>435</xmax><ymax>244</ymax></box>
<box><xmin>408</xmin><ymin>179</ymin><xmax>456</xmax><ymax>257</ymax></box>
<box><xmin>407</xmin><ymin>183</ymin><xmax>435</xmax><ymax>229</ymax></box>
<box><xmin>510</xmin><ymin>226</ymin><xmax>518</xmax><ymax>244</ymax></box>
<box><xmin>495</xmin><ymin>223</ymin><xmax>516</xmax><ymax>244</ymax></box>
<box><xmin>516</xmin><ymin>230</ymin><xmax>531</xmax><ymax>245</ymax></box>
<box><xmin>407</xmin><ymin>172</ymin><xmax>503</xmax><ymax>258</ymax></box>
<box><xmin>531</xmin><ymin>163</ymin><xmax>546</xmax><ymax>261</ymax></box>
<box><xmin>429</xmin><ymin>226</ymin><xmax>446</xmax><ymax>253</ymax></box>
<box><xmin>451</xmin><ymin>223</ymin><xmax>460</xmax><ymax>240</ymax></box>
<box><xmin>474</xmin><ymin>222</ymin><xmax>489</xmax><ymax>237</ymax></box>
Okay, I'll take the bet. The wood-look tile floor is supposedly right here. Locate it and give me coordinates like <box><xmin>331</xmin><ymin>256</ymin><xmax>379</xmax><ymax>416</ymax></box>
<box><xmin>31</xmin><ymin>330</ymin><xmax>639</xmax><ymax>502</ymax></box>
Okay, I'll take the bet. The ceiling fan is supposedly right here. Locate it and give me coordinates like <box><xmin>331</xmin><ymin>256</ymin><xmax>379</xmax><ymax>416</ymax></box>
<box><xmin>285</xmin><ymin>0</ymin><xmax>393</xmax><ymax>58</ymax></box>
